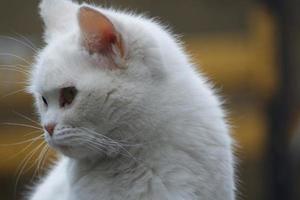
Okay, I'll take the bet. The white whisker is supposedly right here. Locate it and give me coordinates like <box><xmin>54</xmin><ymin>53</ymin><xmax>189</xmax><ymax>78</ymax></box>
<box><xmin>0</xmin><ymin>66</ymin><xmax>29</xmax><ymax>75</ymax></box>
<box><xmin>0</xmin><ymin>53</ymin><xmax>32</xmax><ymax>65</ymax></box>
<box><xmin>14</xmin><ymin>142</ymin><xmax>45</xmax><ymax>196</ymax></box>
<box><xmin>79</xmin><ymin>128</ymin><xmax>144</xmax><ymax>165</ymax></box>
<box><xmin>24</xmin><ymin>130</ymin><xmax>42</xmax><ymax>137</ymax></box>
<box><xmin>33</xmin><ymin>145</ymin><xmax>49</xmax><ymax>179</ymax></box>
<box><xmin>2</xmin><ymin>132</ymin><xmax>43</xmax><ymax>162</ymax></box>
<box><xmin>0</xmin><ymin>88</ymin><xmax>27</xmax><ymax>99</ymax></box>
<box><xmin>13</xmin><ymin>32</ymin><xmax>38</xmax><ymax>50</ymax></box>
<box><xmin>0</xmin><ymin>35</ymin><xmax>38</xmax><ymax>53</ymax></box>
<box><xmin>3</xmin><ymin>122</ymin><xmax>43</xmax><ymax>130</ymax></box>
<box><xmin>13</xmin><ymin>111</ymin><xmax>41</xmax><ymax>126</ymax></box>
<box><xmin>0</xmin><ymin>134</ymin><xmax>43</xmax><ymax>146</ymax></box>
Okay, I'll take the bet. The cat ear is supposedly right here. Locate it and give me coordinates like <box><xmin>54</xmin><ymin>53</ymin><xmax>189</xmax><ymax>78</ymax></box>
<box><xmin>78</xmin><ymin>6</ymin><xmax>125</xmax><ymax>59</ymax></box>
<box><xmin>39</xmin><ymin>0</ymin><xmax>79</xmax><ymax>42</ymax></box>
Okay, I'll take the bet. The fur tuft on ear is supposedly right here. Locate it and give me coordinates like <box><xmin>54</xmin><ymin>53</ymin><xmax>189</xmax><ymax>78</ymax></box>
<box><xmin>39</xmin><ymin>0</ymin><xmax>79</xmax><ymax>42</ymax></box>
<box><xmin>78</xmin><ymin>6</ymin><xmax>125</xmax><ymax>59</ymax></box>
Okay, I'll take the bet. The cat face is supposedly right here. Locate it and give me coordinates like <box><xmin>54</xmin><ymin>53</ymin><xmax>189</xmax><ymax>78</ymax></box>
<box><xmin>29</xmin><ymin>0</ymin><xmax>167</xmax><ymax>159</ymax></box>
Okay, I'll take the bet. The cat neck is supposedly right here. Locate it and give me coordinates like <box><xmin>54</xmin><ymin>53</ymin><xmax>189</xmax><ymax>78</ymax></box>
<box><xmin>64</xmin><ymin>142</ymin><xmax>160</xmax><ymax>186</ymax></box>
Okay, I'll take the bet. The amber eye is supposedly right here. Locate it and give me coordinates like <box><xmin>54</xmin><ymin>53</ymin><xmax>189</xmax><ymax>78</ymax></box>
<box><xmin>59</xmin><ymin>87</ymin><xmax>77</xmax><ymax>108</ymax></box>
<box><xmin>42</xmin><ymin>96</ymin><xmax>48</xmax><ymax>106</ymax></box>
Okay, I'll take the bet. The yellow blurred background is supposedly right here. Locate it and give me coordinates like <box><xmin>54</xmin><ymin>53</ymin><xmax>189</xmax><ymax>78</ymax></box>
<box><xmin>0</xmin><ymin>0</ymin><xmax>299</xmax><ymax>200</ymax></box>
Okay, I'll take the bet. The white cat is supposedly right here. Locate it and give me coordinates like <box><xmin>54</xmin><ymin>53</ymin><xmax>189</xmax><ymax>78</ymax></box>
<box><xmin>27</xmin><ymin>0</ymin><xmax>236</xmax><ymax>199</ymax></box>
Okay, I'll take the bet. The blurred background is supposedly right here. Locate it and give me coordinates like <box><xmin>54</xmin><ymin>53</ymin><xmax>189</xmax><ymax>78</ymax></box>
<box><xmin>0</xmin><ymin>0</ymin><xmax>299</xmax><ymax>199</ymax></box>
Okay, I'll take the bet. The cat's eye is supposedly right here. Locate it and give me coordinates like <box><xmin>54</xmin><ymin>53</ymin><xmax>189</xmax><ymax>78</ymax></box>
<box><xmin>59</xmin><ymin>87</ymin><xmax>77</xmax><ymax>108</ymax></box>
<box><xmin>42</xmin><ymin>96</ymin><xmax>48</xmax><ymax>106</ymax></box>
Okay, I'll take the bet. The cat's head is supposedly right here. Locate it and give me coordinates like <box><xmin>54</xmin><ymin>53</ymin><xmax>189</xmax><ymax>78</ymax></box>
<box><xmin>29</xmin><ymin>0</ymin><xmax>176</xmax><ymax>159</ymax></box>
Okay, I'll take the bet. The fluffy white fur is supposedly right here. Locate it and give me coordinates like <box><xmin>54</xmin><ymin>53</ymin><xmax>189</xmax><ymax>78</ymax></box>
<box><xmin>28</xmin><ymin>0</ymin><xmax>236</xmax><ymax>199</ymax></box>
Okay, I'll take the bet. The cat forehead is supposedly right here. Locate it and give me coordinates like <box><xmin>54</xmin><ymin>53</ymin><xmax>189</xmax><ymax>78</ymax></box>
<box><xmin>32</xmin><ymin>46</ymin><xmax>113</xmax><ymax>94</ymax></box>
<box><xmin>32</xmin><ymin>62</ymin><xmax>78</xmax><ymax>94</ymax></box>
<box><xmin>32</xmin><ymin>39</ymin><xmax>83</xmax><ymax>92</ymax></box>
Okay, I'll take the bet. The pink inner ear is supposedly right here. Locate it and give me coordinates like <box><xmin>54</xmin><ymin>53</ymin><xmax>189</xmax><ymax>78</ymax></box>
<box><xmin>78</xmin><ymin>6</ymin><xmax>124</xmax><ymax>57</ymax></box>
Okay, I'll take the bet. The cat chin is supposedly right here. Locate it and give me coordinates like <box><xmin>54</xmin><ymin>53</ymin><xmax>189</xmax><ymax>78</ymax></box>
<box><xmin>58</xmin><ymin>149</ymin><xmax>101</xmax><ymax>159</ymax></box>
<box><xmin>49</xmin><ymin>142</ymin><xmax>120</xmax><ymax>160</ymax></box>
<box><xmin>60</xmin><ymin>150</ymin><xmax>119</xmax><ymax>160</ymax></box>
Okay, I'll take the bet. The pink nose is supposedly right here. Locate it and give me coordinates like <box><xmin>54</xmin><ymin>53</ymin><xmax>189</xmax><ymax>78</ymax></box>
<box><xmin>44</xmin><ymin>123</ymin><xmax>56</xmax><ymax>136</ymax></box>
